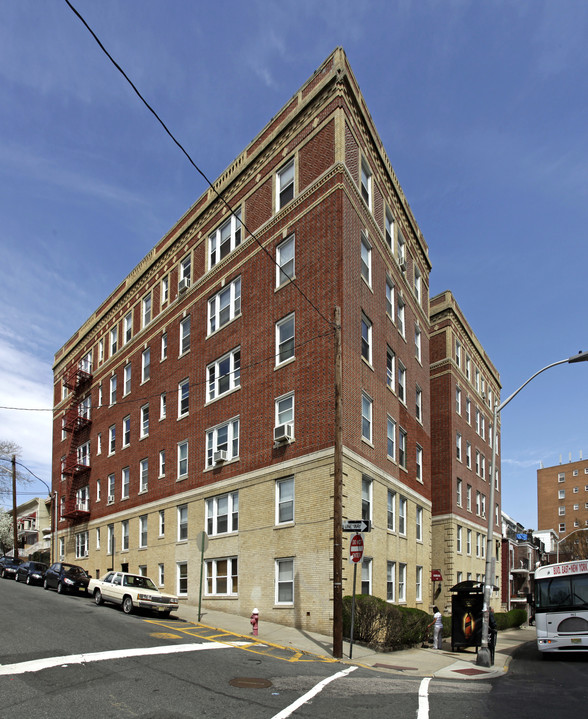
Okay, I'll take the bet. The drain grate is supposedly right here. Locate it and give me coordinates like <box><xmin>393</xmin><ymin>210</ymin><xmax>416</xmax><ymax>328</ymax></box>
<box><xmin>229</xmin><ymin>677</ymin><xmax>273</xmax><ymax>689</ymax></box>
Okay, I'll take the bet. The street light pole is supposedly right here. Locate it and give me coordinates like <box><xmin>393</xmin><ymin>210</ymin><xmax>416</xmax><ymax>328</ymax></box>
<box><xmin>477</xmin><ymin>351</ymin><xmax>588</xmax><ymax>667</ymax></box>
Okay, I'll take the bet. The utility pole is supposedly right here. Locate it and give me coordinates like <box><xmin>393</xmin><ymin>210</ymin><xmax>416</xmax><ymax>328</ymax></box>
<box><xmin>333</xmin><ymin>306</ymin><xmax>343</xmax><ymax>658</ymax></box>
<box><xmin>12</xmin><ymin>455</ymin><xmax>18</xmax><ymax>559</ymax></box>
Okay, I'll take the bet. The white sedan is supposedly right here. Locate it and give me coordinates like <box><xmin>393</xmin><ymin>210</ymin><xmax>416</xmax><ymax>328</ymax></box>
<box><xmin>89</xmin><ymin>571</ymin><xmax>179</xmax><ymax>617</ymax></box>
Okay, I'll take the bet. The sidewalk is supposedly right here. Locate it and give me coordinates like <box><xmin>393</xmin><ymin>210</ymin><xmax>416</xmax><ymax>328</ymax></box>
<box><xmin>175</xmin><ymin>604</ymin><xmax>534</xmax><ymax>680</ymax></box>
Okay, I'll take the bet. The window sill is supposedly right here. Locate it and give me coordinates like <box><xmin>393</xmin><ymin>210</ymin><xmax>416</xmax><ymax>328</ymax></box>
<box><xmin>274</xmin><ymin>522</ymin><xmax>295</xmax><ymax>530</ymax></box>
<box><xmin>275</xmin><ymin>356</ymin><xmax>296</xmax><ymax>371</ymax></box>
<box><xmin>361</xmin><ymin>356</ymin><xmax>374</xmax><ymax>372</ymax></box>
<box><xmin>275</xmin><ymin>275</ymin><xmax>296</xmax><ymax>292</ymax></box>
<box><xmin>361</xmin><ymin>437</ymin><xmax>374</xmax><ymax>449</ymax></box>
<box><xmin>205</xmin><ymin>385</ymin><xmax>241</xmax><ymax>407</ymax></box>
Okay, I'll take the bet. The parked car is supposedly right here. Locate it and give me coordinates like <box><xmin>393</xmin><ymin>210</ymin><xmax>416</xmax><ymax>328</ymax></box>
<box><xmin>0</xmin><ymin>556</ymin><xmax>23</xmax><ymax>579</ymax></box>
<box><xmin>15</xmin><ymin>561</ymin><xmax>48</xmax><ymax>585</ymax></box>
<box><xmin>89</xmin><ymin>571</ymin><xmax>179</xmax><ymax>617</ymax></box>
<box><xmin>43</xmin><ymin>562</ymin><xmax>90</xmax><ymax>594</ymax></box>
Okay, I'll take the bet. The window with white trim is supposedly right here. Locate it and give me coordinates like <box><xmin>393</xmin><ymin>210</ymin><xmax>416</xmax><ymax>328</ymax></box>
<box><xmin>362</xmin><ymin>476</ymin><xmax>372</xmax><ymax>522</ymax></box>
<box><xmin>466</xmin><ymin>441</ymin><xmax>472</xmax><ymax>469</ymax></box>
<box><xmin>161</xmin><ymin>333</ymin><xmax>167</xmax><ymax>360</ymax></box>
<box><xmin>398</xmin><ymin>563</ymin><xmax>407</xmax><ymax>602</ymax></box>
<box><xmin>206</xmin><ymin>418</ymin><xmax>239</xmax><ymax>467</ymax></box>
<box><xmin>387</xmin><ymin>416</ymin><xmax>396</xmax><ymax>460</ymax></box>
<box><xmin>109</xmin><ymin>375</ymin><xmax>117</xmax><ymax>405</ymax></box>
<box><xmin>397</xmin><ymin>297</ymin><xmax>405</xmax><ymax>338</ymax></box>
<box><xmin>361</xmin><ymin>557</ymin><xmax>372</xmax><ymax>594</ymax></box>
<box><xmin>75</xmin><ymin>530</ymin><xmax>89</xmax><ymax>559</ymax></box>
<box><xmin>207</xmin><ymin>347</ymin><xmax>240</xmax><ymax>402</ymax></box>
<box><xmin>177</xmin><ymin>562</ymin><xmax>188</xmax><ymax>595</ymax></box>
<box><xmin>275</xmin><ymin>392</ymin><xmax>294</xmax><ymax>431</ymax></box>
<box><xmin>206</xmin><ymin>492</ymin><xmax>239</xmax><ymax>535</ymax></box>
<box><xmin>123</xmin><ymin>364</ymin><xmax>131</xmax><ymax>396</ymax></box>
<box><xmin>110</xmin><ymin>326</ymin><xmax>118</xmax><ymax>356</ymax></box>
<box><xmin>398</xmin><ymin>496</ymin><xmax>407</xmax><ymax>535</ymax></box>
<box><xmin>361</xmin><ymin>392</ymin><xmax>372</xmax><ymax>443</ymax></box>
<box><xmin>276</xmin><ymin>477</ymin><xmax>294</xmax><ymax>524</ymax></box>
<box><xmin>141</xmin><ymin>348</ymin><xmax>150</xmax><ymax>382</ymax></box>
<box><xmin>180</xmin><ymin>316</ymin><xmax>191</xmax><ymax>355</ymax></box>
<box><xmin>416</xmin><ymin>506</ymin><xmax>423</xmax><ymax>541</ymax></box>
<box><xmin>387</xmin><ymin>490</ymin><xmax>396</xmax><ymax>531</ymax></box>
<box><xmin>397</xmin><ymin>228</ymin><xmax>406</xmax><ymax>266</ymax></box>
<box><xmin>123</xmin><ymin>312</ymin><xmax>132</xmax><ymax>345</ymax></box>
<box><xmin>415</xmin><ymin>324</ymin><xmax>422</xmax><ymax>361</ymax></box>
<box><xmin>275</xmin><ymin>558</ymin><xmax>294</xmax><ymax>604</ymax></box>
<box><xmin>386</xmin><ymin>277</ymin><xmax>394</xmax><ymax>317</ymax></box>
<box><xmin>177</xmin><ymin>441</ymin><xmax>188</xmax><ymax>478</ymax></box>
<box><xmin>456</xmin><ymin>387</ymin><xmax>462</xmax><ymax>414</ymax></box>
<box><xmin>161</xmin><ymin>276</ymin><xmax>169</xmax><ymax>305</ymax></box>
<box><xmin>121</xmin><ymin>520</ymin><xmax>129</xmax><ymax>551</ymax></box>
<box><xmin>387</xmin><ymin>561</ymin><xmax>396</xmax><ymax>601</ymax></box>
<box><xmin>457</xmin><ymin>525</ymin><xmax>463</xmax><ymax>553</ymax></box>
<box><xmin>385</xmin><ymin>208</ymin><xmax>395</xmax><ymax>250</ymax></box>
<box><xmin>179</xmin><ymin>254</ymin><xmax>191</xmax><ymax>288</ymax></box>
<box><xmin>414</xmin><ymin>266</ymin><xmax>422</xmax><ymax>304</ymax></box>
<box><xmin>108</xmin><ymin>425</ymin><xmax>116</xmax><ymax>455</ymax></box>
<box><xmin>142</xmin><ymin>293</ymin><xmax>152</xmax><ymax>327</ymax></box>
<box><xmin>177</xmin><ymin>505</ymin><xmax>188</xmax><ymax>542</ymax></box>
<box><xmin>208</xmin><ymin>277</ymin><xmax>241</xmax><ymax>334</ymax></box>
<box><xmin>416</xmin><ymin>385</ymin><xmax>423</xmax><ymax>423</ymax></box>
<box><xmin>456</xmin><ymin>432</ymin><xmax>462</xmax><ymax>461</ymax></box>
<box><xmin>209</xmin><ymin>210</ymin><xmax>242</xmax><ymax>268</ymax></box>
<box><xmin>398</xmin><ymin>428</ymin><xmax>407</xmax><ymax>469</ymax></box>
<box><xmin>205</xmin><ymin>557</ymin><xmax>238</xmax><ymax>596</ymax></box>
<box><xmin>386</xmin><ymin>346</ymin><xmax>395</xmax><ymax>390</ymax></box>
<box><xmin>139</xmin><ymin>515</ymin><xmax>148</xmax><ymax>548</ymax></box>
<box><xmin>361</xmin><ymin>314</ymin><xmax>372</xmax><ymax>364</ymax></box>
<box><xmin>107</xmin><ymin>474</ymin><xmax>115</xmax><ymax>503</ymax></box>
<box><xmin>416</xmin><ymin>444</ymin><xmax>423</xmax><ymax>482</ymax></box>
<box><xmin>122</xmin><ymin>415</ymin><xmax>130</xmax><ymax>448</ymax></box>
<box><xmin>121</xmin><ymin>467</ymin><xmax>130</xmax><ymax>500</ymax></box>
<box><xmin>178</xmin><ymin>379</ymin><xmax>189</xmax><ymax>418</ymax></box>
<box><xmin>360</xmin><ymin>232</ymin><xmax>371</xmax><ymax>286</ymax></box>
<box><xmin>159</xmin><ymin>510</ymin><xmax>165</xmax><ymax>537</ymax></box>
<box><xmin>467</xmin><ymin>528</ymin><xmax>472</xmax><ymax>554</ymax></box>
<box><xmin>140</xmin><ymin>404</ymin><xmax>149</xmax><ymax>438</ymax></box>
<box><xmin>457</xmin><ymin>478</ymin><xmax>463</xmax><ymax>507</ymax></box>
<box><xmin>159</xmin><ymin>450</ymin><xmax>165</xmax><ymax>477</ymax></box>
<box><xmin>160</xmin><ymin>393</ymin><xmax>166</xmax><ymax>419</ymax></box>
<box><xmin>276</xmin><ymin>234</ymin><xmax>295</xmax><ymax>286</ymax></box>
<box><xmin>360</xmin><ymin>159</ymin><xmax>372</xmax><ymax>209</ymax></box>
<box><xmin>397</xmin><ymin>361</ymin><xmax>406</xmax><ymax>403</ymax></box>
<box><xmin>139</xmin><ymin>458</ymin><xmax>148</xmax><ymax>493</ymax></box>
<box><xmin>277</xmin><ymin>160</ymin><xmax>294</xmax><ymax>210</ymax></box>
<box><xmin>276</xmin><ymin>313</ymin><xmax>295</xmax><ymax>365</ymax></box>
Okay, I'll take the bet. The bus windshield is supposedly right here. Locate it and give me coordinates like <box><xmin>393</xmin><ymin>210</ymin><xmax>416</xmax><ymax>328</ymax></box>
<box><xmin>536</xmin><ymin>574</ymin><xmax>588</xmax><ymax>611</ymax></box>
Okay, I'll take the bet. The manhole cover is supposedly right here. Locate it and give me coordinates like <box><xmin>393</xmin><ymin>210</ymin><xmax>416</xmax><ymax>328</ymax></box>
<box><xmin>229</xmin><ymin>677</ymin><xmax>273</xmax><ymax>689</ymax></box>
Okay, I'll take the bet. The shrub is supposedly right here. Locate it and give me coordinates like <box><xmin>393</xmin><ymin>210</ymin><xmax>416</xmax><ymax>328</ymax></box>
<box><xmin>493</xmin><ymin>608</ymin><xmax>528</xmax><ymax>630</ymax></box>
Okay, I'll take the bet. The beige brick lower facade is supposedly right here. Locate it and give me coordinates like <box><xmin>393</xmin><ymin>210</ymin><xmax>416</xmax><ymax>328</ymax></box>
<box><xmin>56</xmin><ymin>449</ymin><xmax>432</xmax><ymax>635</ymax></box>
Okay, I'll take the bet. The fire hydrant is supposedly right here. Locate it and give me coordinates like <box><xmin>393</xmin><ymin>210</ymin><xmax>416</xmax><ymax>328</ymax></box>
<box><xmin>250</xmin><ymin>608</ymin><xmax>259</xmax><ymax>636</ymax></box>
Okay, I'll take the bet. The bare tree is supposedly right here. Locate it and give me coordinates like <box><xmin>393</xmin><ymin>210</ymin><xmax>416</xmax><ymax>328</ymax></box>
<box><xmin>0</xmin><ymin>441</ymin><xmax>32</xmax><ymax>501</ymax></box>
<box><xmin>559</xmin><ymin>526</ymin><xmax>588</xmax><ymax>561</ymax></box>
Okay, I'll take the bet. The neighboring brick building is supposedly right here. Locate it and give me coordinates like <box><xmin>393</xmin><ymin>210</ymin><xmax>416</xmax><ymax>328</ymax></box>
<box><xmin>501</xmin><ymin>512</ymin><xmax>545</xmax><ymax>613</ymax></box>
<box><xmin>52</xmin><ymin>48</ymin><xmax>432</xmax><ymax>633</ymax></box>
<box><xmin>429</xmin><ymin>291</ymin><xmax>502</xmax><ymax>612</ymax></box>
<box><xmin>537</xmin><ymin>456</ymin><xmax>588</xmax><ymax>545</ymax></box>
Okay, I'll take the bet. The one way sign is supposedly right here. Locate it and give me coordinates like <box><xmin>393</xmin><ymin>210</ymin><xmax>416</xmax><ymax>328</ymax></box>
<box><xmin>342</xmin><ymin>519</ymin><xmax>371</xmax><ymax>533</ymax></box>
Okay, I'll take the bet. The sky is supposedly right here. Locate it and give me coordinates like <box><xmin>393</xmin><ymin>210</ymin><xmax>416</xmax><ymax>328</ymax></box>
<box><xmin>0</xmin><ymin>0</ymin><xmax>586</xmax><ymax>530</ymax></box>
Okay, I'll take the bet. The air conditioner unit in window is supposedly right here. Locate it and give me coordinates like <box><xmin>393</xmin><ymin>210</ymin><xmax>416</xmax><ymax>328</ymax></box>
<box><xmin>213</xmin><ymin>449</ymin><xmax>227</xmax><ymax>464</ymax></box>
<box><xmin>107</xmin><ymin>495</ymin><xmax>115</xmax><ymax>504</ymax></box>
<box><xmin>398</xmin><ymin>257</ymin><xmax>407</xmax><ymax>272</ymax></box>
<box><xmin>178</xmin><ymin>278</ymin><xmax>190</xmax><ymax>293</ymax></box>
<box><xmin>274</xmin><ymin>423</ymin><xmax>294</xmax><ymax>443</ymax></box>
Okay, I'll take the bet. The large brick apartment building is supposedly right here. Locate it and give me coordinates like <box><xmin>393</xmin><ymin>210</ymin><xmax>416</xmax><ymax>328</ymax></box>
<box><xmin>429</xmin><ymin>291</ymin><xmax>502</xmax><ymax>612</ymax></box>
<box><xmin>537</xmin><ymin>456</ymin><xmax>588</xmax><ymax>541</ymax></box>
<box><xmin>52</xmin><ymin>48</ymin><xmax>434</xmax><ymax>633</ymax></box>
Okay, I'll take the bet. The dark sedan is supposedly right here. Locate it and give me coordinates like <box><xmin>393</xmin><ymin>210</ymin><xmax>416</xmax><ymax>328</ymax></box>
<box><xmin>43</xmin><ymin>562</ymin><xmax>90</xmax><ymax>594</ymax></box>
<box><xmin>15</xmin><ymin>561</ymin><xmax>48</xmax><ymax>585</ymax></box>
<box><xmin>0</xmin><ymin>556</ymin><xmax>23</xmax><ymax>579</ymax></box>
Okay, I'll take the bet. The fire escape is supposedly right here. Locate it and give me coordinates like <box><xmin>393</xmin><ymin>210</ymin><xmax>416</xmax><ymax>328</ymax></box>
<box><xmin>61</xmin><ymin>363</ymin><xmax>92</xmax><ymax>522</ymax></box>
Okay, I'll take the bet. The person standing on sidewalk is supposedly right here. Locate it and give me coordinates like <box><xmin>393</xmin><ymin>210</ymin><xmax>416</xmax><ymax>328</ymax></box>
<box><xmin>429</xmin><ymin>606</ymin><xmax>443</xmax><ymax>649</ymax></box>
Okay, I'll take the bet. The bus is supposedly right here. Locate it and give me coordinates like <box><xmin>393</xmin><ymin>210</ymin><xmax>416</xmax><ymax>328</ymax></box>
<box><xmin>534</xmin><ymin>560</ymin><xmax>588</xmax><ymax>654</ymax></box>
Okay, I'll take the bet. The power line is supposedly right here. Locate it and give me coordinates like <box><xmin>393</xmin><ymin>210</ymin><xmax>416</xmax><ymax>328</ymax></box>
<box><xmin>63</xmin><ymin>0</ymin><xmax>335</xmax><ymax>331</ymax></box>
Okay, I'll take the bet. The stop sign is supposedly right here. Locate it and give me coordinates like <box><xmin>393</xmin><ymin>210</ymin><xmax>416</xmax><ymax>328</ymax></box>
<box><xmin>349</xmin><ymin>533</ymin><xmax>364</xmax><ymax>563</ymax></box>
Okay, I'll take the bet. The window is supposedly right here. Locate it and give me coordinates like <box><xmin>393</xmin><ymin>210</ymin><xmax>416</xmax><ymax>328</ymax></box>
<box><xmin>467</xmin><ymin>484</ymin><xmax>472</xmax><ymax>512</ymax></box>
<box><xmin>276</xmin><ymin>234</ymin><xmax>295</xmax><ymax>286</ymax></box>
<box><xmin>397</xmin><ymin>297</ymin><xmax>405</xmax><ymax>337</ymax></box>
<box><xmin>142</xmin><ymin>293</ymin><xmax>152</xmax><ymax>327</ymax></box>
<box><xmin>465</xmin><ymin>398</ymin><xmax>471</xmax><ymax>424</ymax></box>
<box><xmin>277</xmin><ymin>160</ymin><xmax>294</xmax><ymax>210</ymax></box>
<box><xmin>141</xmin><ymin>348</ymin><xmax>151</xmax><ymax>382</ymax></box>
<box><xmin>96</xmin><ymin>527</ymin><xmax>101</xmax><ymax>549</ymax></box>
<box><xmin>275</xmin><ymin>313</ymin><xmax>296</xmax><ymax>366</ymax></box>
<box><xmin>109</xmin><ymin>375</ymin><xmax>117</xmax><ymax>405</ymax></box>
<box><xmin>122</xmin><ymin>416</ymin><xmax>130</xmax><ymax>448</ymax></box>
<box><xmin>361</xmin><ymin>392</ymin><xmax>372</xmax><ymax>442</ymax></box>
<box><xmin>121</xmin><ymin>520</ymin><xmax>129</xmax><ymax>551</ymax></box>
<box><xmin>455</xmin><ymin>340</ymin><xmax>462</xmax><ymax>367</ymax></box>
<box><xmin>362</xmin><ymin>476</ymin><xmax>372</xmax><ymax>522</ymax></box>
<box><xmin>558</xmin><ymin>472</ymin><xmax>565</xmax><ymax>482</ymax></box>
<box><xmin>457</xmin><ymin>525</ymin><xmax>463</xmax><ymax>553</ymax></box>
<box><xmin>179</xmin><ymin>316</ymin><xmax>191</xmax><ymax>355</ymax></box>
<box><xmin>206</xmin><ymin>418</ymin><xmax>239</xmax><ymax>467</ymax></box>
<box><xmin>75</xmin><ymin>531</ymin><xmax>89</xmax><ymax>559</ymax></box>
<box><xmin>416</xmin><ymin>566</ymin><xmax>423</xmax><ymax>602</ymax></box>
<box><xmin>179</xmin><ymin>254</ymin><xmax>191</xmax><ymax>288</ymax></box>
<box><xmin>414</xmin><ymin>267</ymin><xmax>422</xmax><ymax>304</ymax></box>
<box><xmin>385</xmin><ymin>208</ymin><xmax>394</xmax><ymax>250</ymax></box>
<box><xmin>140</xmin><ymin>404</ymin><xmax>149</xmax><ymax>438</ymax></box>
<box><xmin>398</xmin><ymin>496</ymin><xmax>407</xmax><ymax>535</ymax></box>
<box><xmin>386</xmin><ymin>347</ymin><xmax>395</xmax><ymax>390</ymax></box>
<box><xmin>161</xmin><ymin>333</ymin><xmax>167</xmax><ymax>360</ymax></box>
<box><xmin>123</xmin><ymin>312</ymin><xmax>132</xmax><ymax>345</ymax></box>
<box><xmin>161</xmin><ymin>276</ymin><xmax>169</xmax><ymax>305</ymax></box>
<box><xmin>387</xmin><ymin>490</ymin><xmax>396</xmax><ymax>531</ymax></box>
<box><xmin>398</xmin><ymin>428</ymin><xmax>407</xmax><ymax>469</ymax></box>
<box><xmin>98</xmin><ymin>339</ymin><xmax>104</xmax><ymax>365</ymax></box>
<box><xmin>360</xmin><ymin>159</ymin><xmax>372</xmax><ymax>208</ymax></box>
<box><xmin>457</xmin><ymin>478</ymin><xmax>463</xmax><ymax>507</ymax></box>
<box><xmin>107</xmin><ymin>474</ymin><xmax>115</xmax><ymax>503</ymax></box>
<box><xmin>206</xmin><ymin>492</ymin><xmax>239</xmax><ymax>535</ymax></box>
<box><xmin>397</xmin><ymin>228</ymin><xmax>406</xmax><ymax>266</ymax></box>
<box><xmin>466</xmin><ymin>442</ymin><xmax>472</xmax><ymax>469</ymax></box>
<box><xmin>108</xmin><ymin>425</ymin><xmax>116</xmax><ymax>454</ymax></box>
<box><xmin>416</xmin><ymin>506</ymin><xmax>423</xmax><ymax>541</ymax></box>
<box><xmin>158</xmin><ymin>450</ymin><xmax>165</xmax><ymax>477</ymax></box>
<box><xmin>416</xmin><ymin>386</ymin><xmax>423</xmax><ymax>423</ymax></box>
<box><xmin>276</xmin><ymin>477</ymin><xmax>294</xmax><ymax>524</ymax></box>
<box><xmin>387</xmin><ymin>561</ymin><xmax>396</xmax><ymax>602</ymax></box>
<box><xmin>275</xmin><ymin>393</ymin><xmax>294</xmax><ymax>431</ymax></box>
<box><xmin>209</xmin><ymin>210</ymin><xmax>242</xmax><ymax>268</ymax></box>
<box><xmin>158</xmin><ymin>563</ymin><xmax>165</xmax><ymax>585</ymax></box>
<box><xmin>177</xmin><ymin>562</ymin><xmax>188</xmax><ymax>595</ymax></box>
<box><xmin>559</xmin><ymin>523</ymin><xmax>566</xmax><ymax>532</ymax></box>
<box><xmin>361</xmin><ymin>314</ymin><xmax>372</xmax><ymax>364</ymax></box>
<box><xmin>178</xmin><ymin>379</ymin><xmax>189</xmax><ymax>418</ymax></box>
<box><xmin>415</xmin><ymin>325</ymin><xmax>422</xmax><ymax>361</ymax></box>
<box><xmin>398</xmin><ymin>563</ymin><xmax>407</xmax><ymax>602</ymax></box>
<box><xmin>207</xmin><ymin>347</ymin><xmax>241</xmax><ymax>401</ymax></box>
<box><xmin>110</xmin><ymin>326</ymin><xmax>118</xmax><ymax>356</ymax></box>
<box><xmin>476</xmin><ymin>491</ymin><xmax>481</xmax><ymax>516</ymax></box>
<box><xmin>177</xmin><ymin>441</ymin><xmax>188</xmax><ymax>478</ymax></box>
<box><xmin>123</xmin><ymin>364</ymin><xmax>131</xmax><ymax>396</ymax></box>
<box><xmin>139</xmin><ymin>515</ymin><xmax>148</xmax><ymax>548</ymax></box>
<box><xmin>208</xmin><ymin>277</ymin><xmax>241</xmax><ymax>334</ymax></box>
<box><xmin>121</xmin><ymin>467</ymin><xmax>130</xmax><ymax>499</ymax></box>
<box><xmin>139</xmin><ymin>458</ymin><xmax>148</xmax><ymax>493</ymax></box>
<box><xmin>275</xmin><ymin>558</ymin><xmax>294</xmax><ymax>604</ymax></box>
<box><xmin>107</xmin><ymin>525</ymin><xmax>114</xmax><ymax>555</ymax></box>
<box><xmin>456</xmin><ymin>433</ymin><xmax>462</xmax><ymax>461</ymax></box>
<box><xmin>559</xmin><ymin>506</ymin><xmax>566</xmax><ymax>516</ymax></box>
<box><xmin>361</xmin><ymin>558</ymin><xmax>372</xmax><ymax>594</ymax></box>
<box><xmin>159</xmin><ymin>510</ymin><xmax>165</xmax><ymax>537</ymax></box>
<box><xmin>467</xmin><ymin>529</ymin><xmax>472</xmax><ymax>554</ymax></box>
<box><xmin>205</xmin><ymin>557</ymin><xmax>238</xmax><ymax>596</ymax></box>
<box><xmin>456</xmin><ymin>387</ymin><xmax>462</xmax><ymax>414</ymax></box>
<box><xmin>160</xmin><ymin>393</ymin><xmax>167</xmax><ymax>419</ymax></box>
<box><xmin>386</xmin><ymin>416</ymin><xmax>396</xmax><ymax>459</ymax></box>
<box><xmin>177</xmin><ymin>505</ymin><xmax>188</xmax><ymax>541</ymax></box>
<box><xmin>384</xmin><ymin>280</ymin><xmax>394</xmax><ymax>322</ymax></box>
<box><xmin>96</xmin><ymin>478</ymin><xmax>101</xmax><ymax>502</ymax></box>
<box><xmin>397</xmin><ymin>362</ymin><xmax>406</xmax><ymax>403</ymax></box>
<box><xmin>416</xmin><ymin>445</ymin><xmax>423</xmax><ymax>482</ymax></box>
<box><xmin>360</xmin><ymin>233</ymin><xmax>371</xmax><ymax>286</ymax></box>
